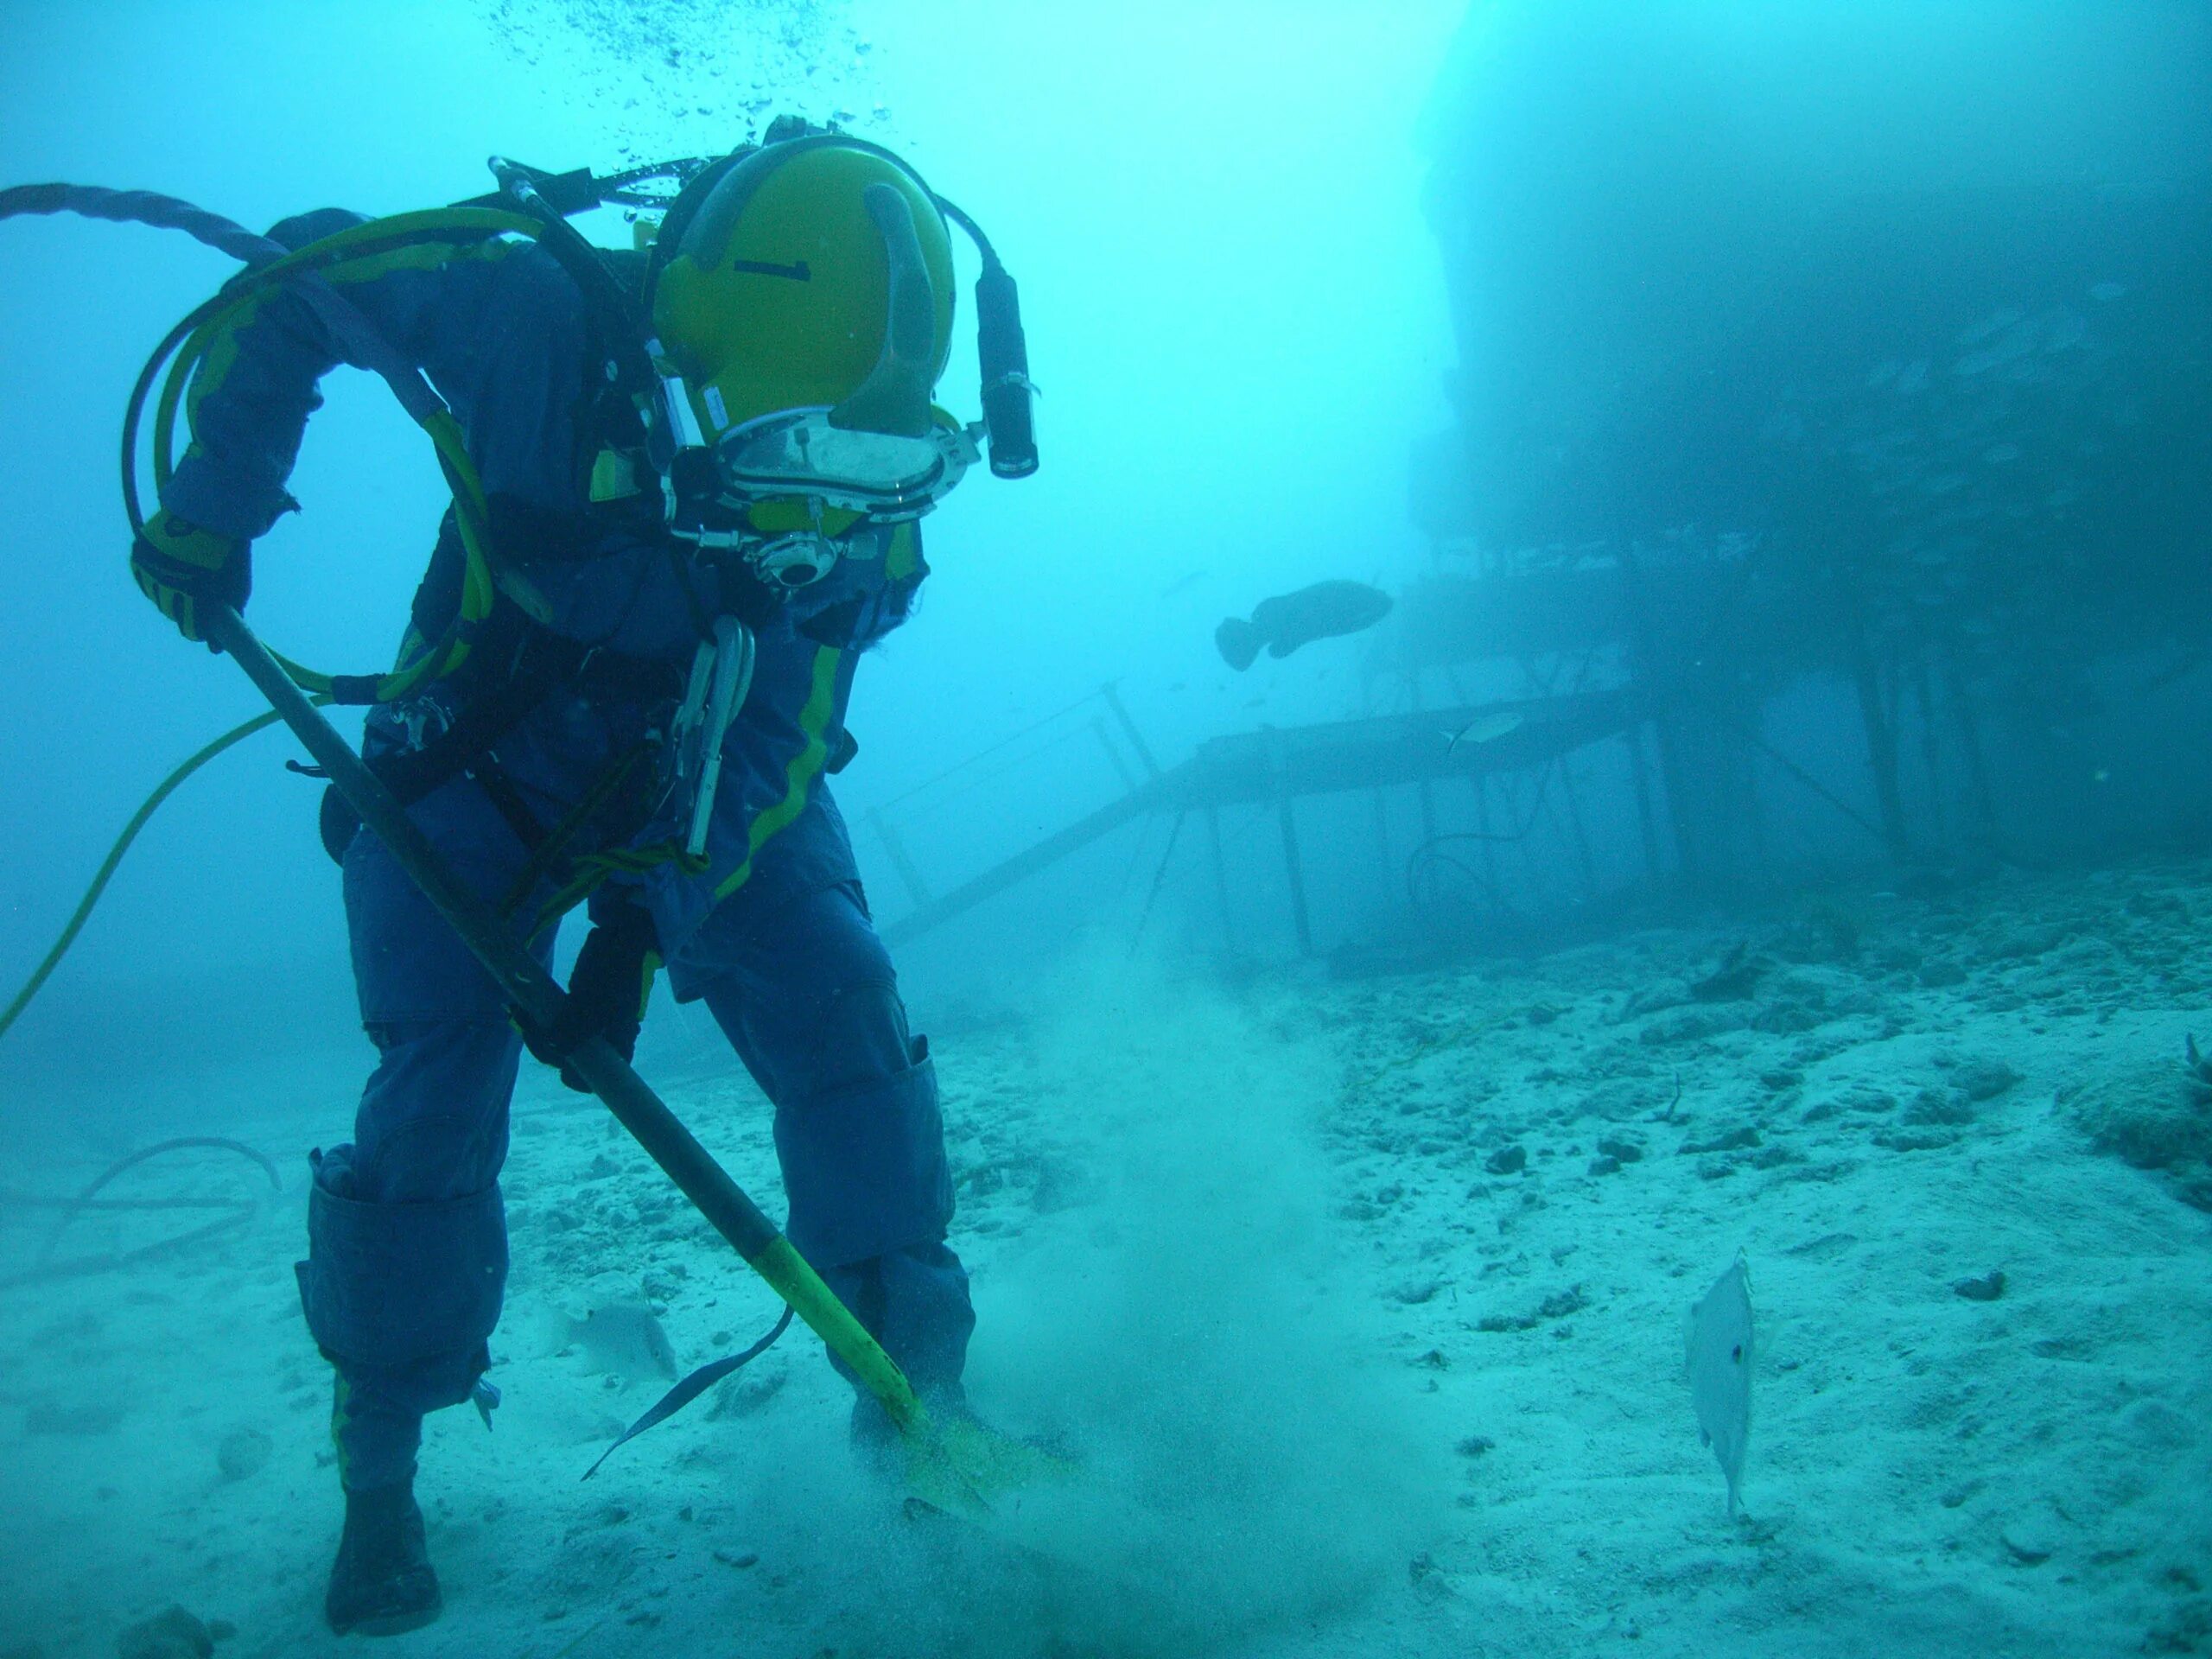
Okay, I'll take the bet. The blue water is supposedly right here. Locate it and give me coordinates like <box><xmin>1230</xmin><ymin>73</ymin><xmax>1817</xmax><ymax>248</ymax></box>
<box><xmin>0</xmin><ymin>3</ymin><xmax>2207</xmax><ymax>1655</ymax></box>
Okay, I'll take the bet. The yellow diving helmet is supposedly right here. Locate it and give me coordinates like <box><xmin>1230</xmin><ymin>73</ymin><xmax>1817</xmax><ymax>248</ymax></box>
<box><xmin>648</xmin><ymin>131</ymin><xmax>979</xmax><ymax>529</ymax></box>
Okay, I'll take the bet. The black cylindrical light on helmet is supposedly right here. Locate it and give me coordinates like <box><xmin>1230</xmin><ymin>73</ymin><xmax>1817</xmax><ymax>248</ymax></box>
<box><xmin>975</xmin><ymin>263</ymin><xmax>1038</xmax><ymax>480</ymax></box>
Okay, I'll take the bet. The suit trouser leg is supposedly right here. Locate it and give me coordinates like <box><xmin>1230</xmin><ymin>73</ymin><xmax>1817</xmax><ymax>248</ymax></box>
<box><xmin>679</xmin><ymin>880</ymin><xmax>974</xmax><ymax>1401</ymax></box>
<box><xmin>298</xmin><ymin>784</ymin><xmax>542</xmax><ymax>1492</ymax></box>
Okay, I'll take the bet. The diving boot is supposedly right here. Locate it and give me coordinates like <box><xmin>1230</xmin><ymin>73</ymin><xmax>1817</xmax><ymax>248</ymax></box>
<box><xmin>325</xmin><ymin>1480</ymin><xmax>442</xmax><ymax>1637</ymax></box>
<box><xmin>850</xmin><ymin>1380</ymin><xmax>980</xmax><ymax>1484</ymax></box>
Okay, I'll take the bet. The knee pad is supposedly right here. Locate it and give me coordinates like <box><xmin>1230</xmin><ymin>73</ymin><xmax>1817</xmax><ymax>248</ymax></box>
<box><xmin>804</xmin><ymin>981</ymin><xmax>917</xmax><ymax>1095</ymax></box>
<box><xmin>296</xmin><ymin>1145</ymin><xmax>508</xmax><ymax>1370</ymax></box>
<box><xmin>774</xmin><ymin>1046</ymin><xmax>954</xmax><ymax>1271</ymax></box>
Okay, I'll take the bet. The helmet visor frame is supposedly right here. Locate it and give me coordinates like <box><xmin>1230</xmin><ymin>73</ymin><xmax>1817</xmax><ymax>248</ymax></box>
<box><xmin>709</xmin><ymin>405</ymin><xmax>980</xmax><ymax>521</ymax></box>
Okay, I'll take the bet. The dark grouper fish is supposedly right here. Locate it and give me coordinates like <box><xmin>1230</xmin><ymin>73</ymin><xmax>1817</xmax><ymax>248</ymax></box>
<box><xmin>1215</xmin><ymin>580</ymin><xmax>1393</xmax><ymax>671</ymax></box>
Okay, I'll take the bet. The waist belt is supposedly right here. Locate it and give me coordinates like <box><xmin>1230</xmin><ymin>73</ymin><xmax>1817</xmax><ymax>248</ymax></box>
<box><xmin>315</xmin><ymin>630</ymin><xmax>682</xmax><ymax>867</ymax></box>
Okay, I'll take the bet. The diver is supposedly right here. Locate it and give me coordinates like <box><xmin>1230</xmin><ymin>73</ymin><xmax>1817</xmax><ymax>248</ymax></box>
<box><xmin>127</xmin><ymin>123</ymin><xmax>1009</xmax><ymax>1636</ymax></box>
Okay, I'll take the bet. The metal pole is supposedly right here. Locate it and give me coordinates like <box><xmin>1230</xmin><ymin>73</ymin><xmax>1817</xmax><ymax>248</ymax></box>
<box><xmin>1269</xmin><ymin>729</ymin><xmax>1313</xmax><ymax>957</ymax></box>
<box><xmin>1472</xmin><ymin>772</ymin><xmax>1499</xmax><ymax>908</ymax></box>
<box><xmin>1098</xmin><ymin>681</ymin><xmax>1162</xmax><ymax>780</ymax></box>
<box><xmin>1844</xmin><ymin>589</ymin><xmax>1910</xmax><ymax>863</ymax></box>
<box><xmin>1556</xmin><ymin>758</ymin><xmax>1598</xmax><ymax>901</ymax></box>
<box><xmin>1206</xmin><ymin>804</ymin><xmax>1233</xmax><ymax>952</ymax></box>
<box><xmin>1911</xmin><ymin>651</ymin><xmax>1948</xmax><ymax>849</ymax></box>
<box><xmin>1940</xmin><ymin>652</ymin><xmax>2002</xmax><ymax>851</ymax></box>
<box><xmin>867</xmin><ymin>805</ymin><xmax>934</xmax><ymax>911</ymax></box>
<box><xmin>200</xmin><ymin>606</ymin><xmax>925</xmax><ymax>1431</ymax></box>
<box><xmin>1624</xmin><ymin>721</ymin><xmax>1662</xmax><ymax>887</ymax></box>
<box><xmin>1414</xmin><ymin>775</ymin><xmax>1439</xmax><ymax>908</ymax></box>
<box><xmin>1622</xmin><ymin>541</ymin><xmax>1701</xmax><ymax>890</ymax></box>
<box><xmin>1277</xmin><ymin>796</ymin><xmax>1313</xmax><ymax>957</ymax></box>
<box><xmin>881</xmin><ymin>777</ymin><xmax>1169</xmax><ymax>950</ymax></box>
<box><xmin>1091</xmin><ymin>717</ymin><xmax>1139</xmax><ymax>793</ymax></box>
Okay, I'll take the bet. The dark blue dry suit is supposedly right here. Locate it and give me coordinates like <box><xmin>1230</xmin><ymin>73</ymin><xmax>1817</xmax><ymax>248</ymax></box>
<box><xmin>160</xmin><ymin>209</ymin><xmax>970</xmax><ymax>1491</ymax></box>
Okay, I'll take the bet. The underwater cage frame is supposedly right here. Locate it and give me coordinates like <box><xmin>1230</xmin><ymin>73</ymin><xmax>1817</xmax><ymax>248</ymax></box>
<box><xmin>1408</xmin><ymin>110</ymin><xmax>2212</xmax><ymax>890</ymax></box>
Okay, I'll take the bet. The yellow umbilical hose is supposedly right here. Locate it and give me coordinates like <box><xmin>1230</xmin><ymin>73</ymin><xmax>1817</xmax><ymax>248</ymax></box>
<box><xmin>0</xmin><ymin>699</ymin><xmax>331</xmax><ymax>1043</ymax></box>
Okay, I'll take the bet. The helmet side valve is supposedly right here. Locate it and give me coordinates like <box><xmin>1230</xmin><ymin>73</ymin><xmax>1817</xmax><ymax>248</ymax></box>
<box><xmin>486</xmin><ymin>156</ymin><xmax>550</xmax><ymax>216</ymax></box>
<box><xmin>655</xmin><ymin>357</ymin><xmax>709</xmax><ymax>451</ymax></box>
<box><xmin>654</xmin><ymin>356</ymin><xmax>715</xmax><ymax>528</ymax></box>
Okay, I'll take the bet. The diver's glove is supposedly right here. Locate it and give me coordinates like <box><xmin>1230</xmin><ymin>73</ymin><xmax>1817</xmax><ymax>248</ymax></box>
<box><xmin>518</xmin><ymin>893</ymin><xmax>661</xmax><ymax>1093</ymax></box>
<box><xmin>130</xmin><ymin>509</ymin><xmax>251</xmax><ymax>647</ymax></box>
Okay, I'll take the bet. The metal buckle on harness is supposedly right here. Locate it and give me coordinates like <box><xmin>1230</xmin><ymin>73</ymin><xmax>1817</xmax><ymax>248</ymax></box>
<box><xmin>668</xmin><ymin>615</ymin><xmax>755</xmax><ymax>859</ymax></box>
<box><xmin>399</xmin><ymin>696</ymin><xmax>454</xmax><ymax>754</ymax></box>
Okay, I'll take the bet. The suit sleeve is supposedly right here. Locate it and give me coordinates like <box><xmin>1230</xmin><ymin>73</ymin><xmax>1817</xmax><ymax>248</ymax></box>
<box><xmin>157</xmin><ymin>207</ymin><xmax>535</xmax><ymax>543</ymax></box>
<box><xmin>152</xmin><ymin>207</ymin><xmax>714</xmax><ymax>658</ymax></box>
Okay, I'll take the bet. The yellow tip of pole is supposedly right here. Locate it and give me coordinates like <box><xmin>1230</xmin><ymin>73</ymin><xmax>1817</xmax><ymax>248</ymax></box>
<box><xmin>749</xmin><ymin>1239</ymin><xmax>1076</xmax><ymax>1518</ymax></box>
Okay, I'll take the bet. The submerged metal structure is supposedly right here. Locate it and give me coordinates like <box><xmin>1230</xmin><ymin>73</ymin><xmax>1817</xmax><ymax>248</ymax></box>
<box><xmin>874</xmin><ymin>687</ymin><xmax>1640</xmax><ymax>954</ymax></box>
<box><xmin>1403</xmin><ymin>3</ymin><xmax>2212</xmax><ymax>888</ymax></box>
<box><xmin>866</xmin><ymin>5</ymin><xmax>2212</xmax><ymax>961</ymax></box>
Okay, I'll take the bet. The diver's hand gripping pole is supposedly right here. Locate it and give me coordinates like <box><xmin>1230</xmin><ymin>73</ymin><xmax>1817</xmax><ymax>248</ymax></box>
<box><xmin>199</xmin><ymin>604</ymin><xmax>925</xmax><ymax>1435</ymax></box>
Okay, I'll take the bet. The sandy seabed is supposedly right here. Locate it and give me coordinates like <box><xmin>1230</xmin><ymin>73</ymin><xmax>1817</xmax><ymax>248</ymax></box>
<box><xmin>3</xmin><ymin>855</ymin><xmax>2209</xmax><ymax>1658</ymax></box>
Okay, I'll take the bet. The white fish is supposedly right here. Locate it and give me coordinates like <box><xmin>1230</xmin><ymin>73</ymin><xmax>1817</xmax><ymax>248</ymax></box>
<box><xmin>555</xmin><ymin>1303</ymin><xmax>678</xmax><ymax>1380</ymax></box>
<box><xmin>1444</xmin><ymin>711</ymin><xmax>1525</xmax><ymax>753</ymax></box>
<box><xmin>2041</xmin><ymin>308</ymin><xmax>2087</xmax><ymax>352</ymax></box>
<box><xmin>1684</xmin><ymin>1254</ymin><xmax>1754</xmax><ymax>1516</ymax></box>
<box><xmin>1956</xmin><ymin>307</ymin><xmax>2024</xmax><ymax>346</ymax></box>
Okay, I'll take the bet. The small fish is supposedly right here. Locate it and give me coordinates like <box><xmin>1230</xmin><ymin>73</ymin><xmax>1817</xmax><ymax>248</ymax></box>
<box><xmin>1956</xmin><ymin>307</ymin><xmax>2025</xmax><ymax>346</ymax></box>
<box><xmin>1159</xmin><ymin>570</ymin><xmax>1208</xmax><ymax>600</ymax></box>
<box><xmin>1444</xmin><ymin>710</ymin><xmax>1525</xmax><ymax>753</ymax></box>
<box><xmin>2041</xmin><ymin>308</ymin><xmax>2087</xmax><ymax>352</ymax></box>
<box><xmin>1215</xmin><ymin>581</ymin><xmax>1392</xmax><ymax>672</ymax></box>
<box><xmin>1684</xmin><ymin>1254</ymin><xmax>1754</xmax><ymax>1516</ymax></box>
<box><xmin>557</xmin><ymin>1302</ymin><xmax>678</xmax><ymax>1380</ymax></box>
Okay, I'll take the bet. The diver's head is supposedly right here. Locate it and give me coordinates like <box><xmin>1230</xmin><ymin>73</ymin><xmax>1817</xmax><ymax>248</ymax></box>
<box><xmin>649</xmin><ymin>128</ymin><xmax>978</xmax><ymax>554</ymax></box>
